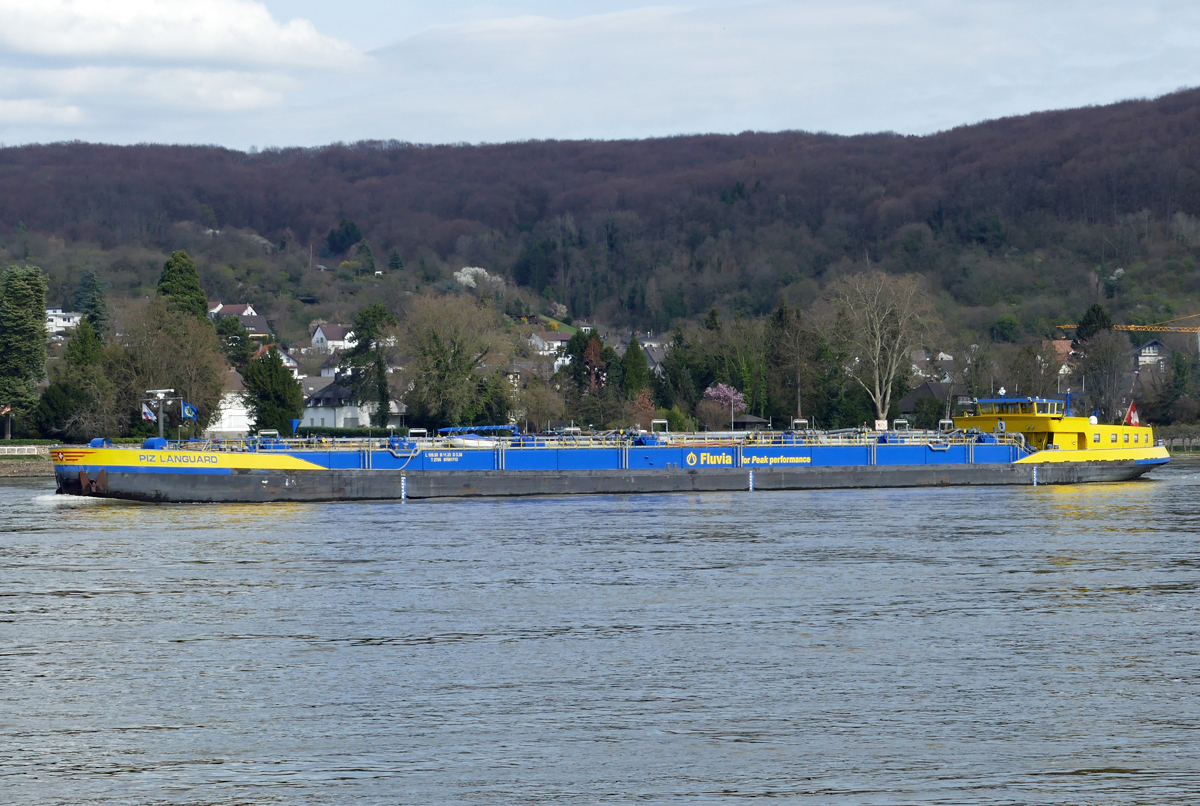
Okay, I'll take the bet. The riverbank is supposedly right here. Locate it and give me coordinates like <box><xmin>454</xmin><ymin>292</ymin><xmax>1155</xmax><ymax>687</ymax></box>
<box><xmin>0</xmin><ymin>455</ymin><xmax>54</xmax><ymax>478</ymax></box>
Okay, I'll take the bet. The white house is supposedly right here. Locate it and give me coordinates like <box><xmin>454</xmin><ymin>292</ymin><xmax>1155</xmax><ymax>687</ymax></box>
<box><xmin>302</xmin><ymin>382</ymin><xmax>404</xmax><ymax>428</ymax></box>
<box><xmin>254</xmin><ymin>344</ymin><xmax>302</xmax><ymax>378</ymax></box>
<box><xmin>205</xmin><ymin>369</ymin><xmax>253</xmax><ymax>438</ymax></box>
<box><xmin>208</xmin><ymin>302</ymin><xmax>259</xmax><ymax>318</ymax></box>
<box><xmin>312</xmin><ymin>324</ymin><xmax>356</xmax><ymax>353</ymax></box>
<box><xmin>1135</xmin><ymin>338</ymin><xmax>1166</xmax><ymax>371</ymax></box>
<box><xmin>45</xmin><ymin>308</ymin><xmax>82</xmax><ymax>335</ymax></box>
<box><xmin>529</xmin><ymin>330</ymin><xmax>570</xmax><ymax>356</ymax></box>
<box><xmin>319</xmin><ymin>352</ymin><xmax>342</xmax><ymax>378</ymax></box>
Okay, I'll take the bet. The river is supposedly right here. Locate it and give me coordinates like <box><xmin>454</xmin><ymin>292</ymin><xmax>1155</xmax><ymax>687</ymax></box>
<box><xmin>3</xmin><ymin>464</ymin><xmax>1200</xmax><ymax>804</ymax></box>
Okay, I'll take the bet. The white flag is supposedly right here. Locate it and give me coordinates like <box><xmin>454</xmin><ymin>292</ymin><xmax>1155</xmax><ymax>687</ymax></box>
<box><xmin>142</xmin><ymin>403</ymin><xmax>157</xmax><ymax>422</ymax></box>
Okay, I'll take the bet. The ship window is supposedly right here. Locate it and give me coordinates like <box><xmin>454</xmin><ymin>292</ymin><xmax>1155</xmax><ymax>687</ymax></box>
<box><xmin>1036</xmin><ymin>403</ymin><xmax>1049</xmax><ymax>414</ymax></box>
<box><xmin>977</xmin><ymin>403</ymin><xmax>994</xmax><ymax>415</ymax></box>
<box><xmin>1124</xmin><ymin>433</ymin><xmax>1129</xmax><ymax>443</ymax></box>
<box><xmin>1110</xmin><ymin>433</ymin><xmax>1118</xmax><ymax>443</ymax></box>
<box><xmin>1093</xmin><ymin>433</ymin><xmax>1100</xmax><ymax>443</ymax></box>
<box><xmin>1134</xmin><ymin>434</ymin><xmax>1139</xmax><ymax>443</ymax></box>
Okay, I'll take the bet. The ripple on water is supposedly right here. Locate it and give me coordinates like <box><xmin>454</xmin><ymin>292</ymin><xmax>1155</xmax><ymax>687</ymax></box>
<box><xmin>1</xmin><ymin>466</ymin><xmax>1199</xmax><ymax>804</ymax></box>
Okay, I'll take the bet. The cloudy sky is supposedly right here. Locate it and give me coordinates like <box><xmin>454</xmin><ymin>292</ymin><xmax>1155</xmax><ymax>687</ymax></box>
<box><xmin>0</xmin><ymin>0</ymin><xmax>1197</xmax><ymax>148</ymax></box>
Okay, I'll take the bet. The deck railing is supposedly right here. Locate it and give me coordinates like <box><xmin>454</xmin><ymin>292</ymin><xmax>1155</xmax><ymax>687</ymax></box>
<box><xmin>156</xmin><ymin>429</ymin><xmax>1030</xmax><ymax>454</ymax></box>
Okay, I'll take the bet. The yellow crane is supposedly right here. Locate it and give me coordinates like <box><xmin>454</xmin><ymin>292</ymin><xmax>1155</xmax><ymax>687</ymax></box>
<box><xmin>1059</xmin><ymin>313</ymin><xmax>1200</xmax><ymax>350</ymax></box>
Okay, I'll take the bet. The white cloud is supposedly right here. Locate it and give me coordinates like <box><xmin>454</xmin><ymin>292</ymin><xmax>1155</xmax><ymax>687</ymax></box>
<box><xmin>0</xmin><ymin>0</ymin><xmax>365</xmax><ymax>135</ymax></box>
<box><xmin>349</xmin><ymin>0</ymin><xmax>1200</xmax><ymax>141</ymax></box>
<box><xmin>0</xmin><ymin>98</ymin><xmax>82</xmax><ymax>124</ymax></box>
<box><xmin>1</xmin><ymin>0</ymin><xmax>1200</xmax><ymax>146</ymax></box>
<box><xmin>0</xmin><ymin>0</ymin><xmax>365</xmax><ymax>68</ymax></box>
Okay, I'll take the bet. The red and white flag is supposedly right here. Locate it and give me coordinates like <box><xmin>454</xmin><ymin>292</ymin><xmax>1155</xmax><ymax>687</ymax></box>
<box><xmin>1124</xmin><ymin>401</ymin><xmax>1140</xmax><ymax>426</ymax></box>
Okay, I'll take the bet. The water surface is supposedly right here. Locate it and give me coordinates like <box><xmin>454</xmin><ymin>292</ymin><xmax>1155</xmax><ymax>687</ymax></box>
<box><xmin>3</xmin><ymin>465</ymin><xmax>1200</xmax><ymax>804</ymax></box>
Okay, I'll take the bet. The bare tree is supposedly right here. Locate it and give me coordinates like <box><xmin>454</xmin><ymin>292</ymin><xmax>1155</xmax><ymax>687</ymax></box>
<box><xmin>826</xmin><ymin>272</ymin><xmax>937</xmax><ymax>420</ymax></box>
<box><xmin>1004</xmin><ymin>342</ymin><xmax>1059</xmax><ymax>398</ymax></box>
<box><xmin>1075</xmin><ymin>329</ymin><xmax>1132</xmax><ymax>421</ymax></box>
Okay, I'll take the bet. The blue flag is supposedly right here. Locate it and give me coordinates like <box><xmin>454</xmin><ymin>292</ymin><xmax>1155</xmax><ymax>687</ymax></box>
<box><xmin>182</xmin><ymin>401</ymin><xmax>198</xmax><ymax>421</ymax></box>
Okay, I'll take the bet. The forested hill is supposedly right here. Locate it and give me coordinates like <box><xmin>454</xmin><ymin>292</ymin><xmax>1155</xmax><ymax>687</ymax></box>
<box><xmin>5</xmin><ymin>88</ymin><xmax>1200</xmax><ymax>343</ymax></box>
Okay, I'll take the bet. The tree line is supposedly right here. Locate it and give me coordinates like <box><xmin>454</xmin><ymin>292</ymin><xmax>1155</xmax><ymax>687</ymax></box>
<box><xmin>5</xmin><ymin>88</ymin><xmax>1200</xmax><ymax>358</ymax></box>
<box><xmin>1</xmin><ymin>252</ymin><xmax>1190</xmax><ymax>442</ymax></box>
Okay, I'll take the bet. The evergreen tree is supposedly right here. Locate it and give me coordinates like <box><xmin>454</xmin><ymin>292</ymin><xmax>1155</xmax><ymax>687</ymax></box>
<box><xmin>216</xmin><ymin>316</ymin><xmax>254</xmax><ymax>368</ymax></box>
<box><xmin>703</xmin><ymin>307</ymin><xmax>721</xmax><ymax>331</ymax></box>
<box><xmin>356</xmin><ymin>239</ymin><xmax>376</xmax><ymax>275</ymax></box>
<box><xmin>324</xmin><ymin>219</ymin><xmax>362</xmax><ymax>256</ymax></box>
<box><xmin>0</xmin><ymin>266</ymin><xmax>47</xmax><ymax>438</ymax></box>
<box><xmin>343</xmin><ymin>303</ymin><xmax>398</xmax><ymax>427</ymax></box>
<box><xmin>73</xmin><ymin>270</ymin><xmax>110</xmax><ymax>336</ymax></box>
<box><xmin>241</xmin><ymin>347</ymin><xmax>303</xmax><ymax>435</ymax></box>
<box><xmin>36</xmin><ymin>317</ymin><xmax>114</xmax><ymax>442</ymax></box>
<box><xmin>620</xmin><ymin>335</ymin><xmax>651</xmax><ymax>397</ymax></box>
<box><xmin>64</xmin><ymin>318</ymin><xmax>103</xmax><ymax>366</ymax></box>
<box><xmin>388</xmin><ymin>249</ymin><xmax>404</xmax><ymax>273</ymax></box>
<box><xmin>157</xmin><ymin>250</ymin><xmax>208</xmax><ymax>319</ymax></box>
<box><xmin>1073</xmin><ymin>303</ymin><xmax>1113</xmax><ymax>347</ymax></box>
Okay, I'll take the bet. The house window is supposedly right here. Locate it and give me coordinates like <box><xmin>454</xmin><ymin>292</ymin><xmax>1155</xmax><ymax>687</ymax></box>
<box><xmin>320</xmin><ymin>418</ymin><xmax>325</xmax><ymax>426</ymax></box>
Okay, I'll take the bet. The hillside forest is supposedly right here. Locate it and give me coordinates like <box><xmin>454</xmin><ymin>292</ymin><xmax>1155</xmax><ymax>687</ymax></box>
<box><xmin>6</xmin><ymin>88</ymin><xmax>1200</xmax><ymax>437</ymax></box>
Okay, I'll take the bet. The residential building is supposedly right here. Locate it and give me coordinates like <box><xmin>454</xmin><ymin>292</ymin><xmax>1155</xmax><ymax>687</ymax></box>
<box><xmin>209</xmin><ymin>302</ymin><xmax>270</xmax><ymax>339</ymax></box>
<box><xmin>208</xmin><ymin>302</ymin><xmax>259</xmax><ymax>318</ymax></box>
<box><xmin>319</xmin><ymin>352</ymin><xmax>342</xmax><ymax>378</ymax></box>
<box><xmin>205</xmin><ymin>368</ymin><xmax>252</xmax><ymax>438</ymax></box>
<box><xmin>312</xmin><ymin>324</ymin><xmax>356</xmax><ymax>353</ymax></box>
<box><xmin>237</xmin><ymin>315</ymin><xmax>271</xmax><ymax>339</ymax></box>
<box><xmin>897</xmin><ymin>381</ymin><xmax>972</xmax><ymax>418</ymax></box>
<box><xmin>45</xmin><ymin>308</ymin><xmax>82</xmax><ymax>335</ymax></box>
<box><xmin>642</xmin><ymin>343</ymin><xmax>669</xmax><ymax>377</ymax></box>
<box><xmin>528</xmin><ymin>331</ymin><xmax>570</xmax><ymax>356</ymax></box>
<box><xmin>302</xmin><ymin>382</ymin><xmax>405</xmax><ymax>428</ymax></box>
<box><xmin>253</xmin><ymin>344</ymin><xmax>302</xmax><ymax>378</ymax></box>
<box><xmin>1135</xmin><ymin>338</ymin><xmax>1166</xmax><ymax>371</ymax></box>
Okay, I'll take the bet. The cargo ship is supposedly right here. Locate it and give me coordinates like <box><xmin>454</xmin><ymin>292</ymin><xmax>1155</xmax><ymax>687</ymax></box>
<box><xmin>51</xmin><ymin>397</ymin><xmax>1168</xmax><ymax>503</ymax></box>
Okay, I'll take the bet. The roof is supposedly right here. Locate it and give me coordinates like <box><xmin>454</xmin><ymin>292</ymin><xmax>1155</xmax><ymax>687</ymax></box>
<box><xmin>316</xmin><ymin>324</ymin><xmax>353</xmax><ymax>341</ymax></box>
<box><xmin>896</xmin><ymin>381</ymin><xmax>966</xmax><ymax>412</ymax></box>
<box><xmin>302</xmin><ymin>376</ymin><xmax>336</xmax><ymax>396</ymax></box>
<box><xmin>240</xmin><ymin>315</ymin><xmax>271</xmax><ymax>336</ymax></box>
<box><xmin>643</xmin><ymin>344</ymin><xmax>668</xmax><ymax>366</ymax></box>
<box><xmin>252</xmin><ymin>344</ymin><xmax>297</xmax><ymax>365</ymax></box>
<box><xmin>732</xmin><ymin>413</ymin><xmax>769</xmax><ymax>424</ymax></box>
<box><xmin>222</xmin><ymin>368</ymin><xmax>244</xmax><ymax>392</ymax></box>
<box><xmin>305</xmin><ymin>382</ymin><xmax>353</xmax><ymax>406</ymax></box>
<box><xmin>320</xmin><ymin>352</ymin><xmax>342</xmax><ymax>369</ymax></box>
<box><xmin>534</xmin><ymin>331</ymin><xmax>570</xmax><ymax>342</ymax></box>
<box><xmin>217</xmin><ymin>304</ymin><xmax>255</xmax><ymax>317</ymax></box>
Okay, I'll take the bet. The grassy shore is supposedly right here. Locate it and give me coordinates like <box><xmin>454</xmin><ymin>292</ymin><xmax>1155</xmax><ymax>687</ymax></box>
<box><xmin>0</xmin><ymin>455</ymin><xmax>54</xmax><ymax>478</ymax></box>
